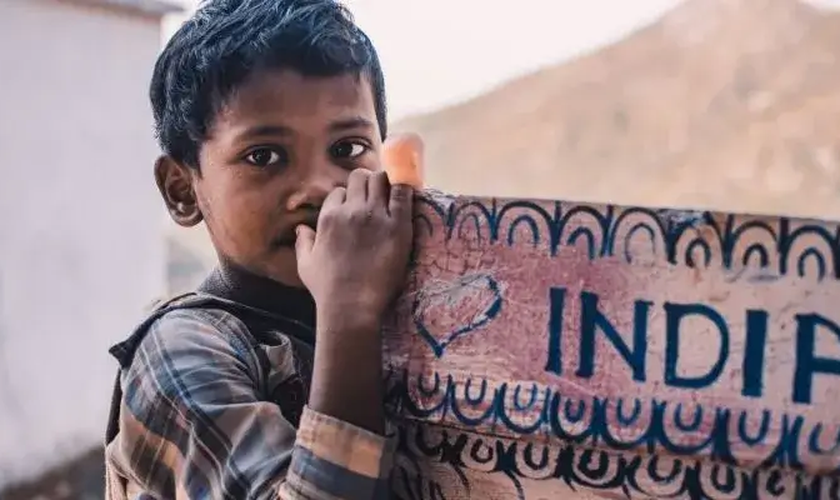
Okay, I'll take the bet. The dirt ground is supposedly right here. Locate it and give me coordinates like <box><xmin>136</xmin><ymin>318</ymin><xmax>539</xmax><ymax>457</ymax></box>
<box><xmin>1</xmin><ymin>447</ymin><xmax>104</xmax><ymax>500</ymax></box>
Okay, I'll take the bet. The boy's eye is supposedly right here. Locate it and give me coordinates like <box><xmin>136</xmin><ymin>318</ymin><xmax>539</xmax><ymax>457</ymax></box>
<box><xmin>331</xmin><ymin>141</ymin><xmax>368</xmax><ymax>159</ymax></box>
<box><xmin>245</xmin><ymin>147</ymin><xmax>286</xmax><ymax>167</ymax></box>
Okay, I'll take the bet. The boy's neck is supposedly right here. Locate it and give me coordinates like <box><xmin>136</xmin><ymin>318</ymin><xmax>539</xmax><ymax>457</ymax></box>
<box><xmin>200</xmin><ymin>261</ymin><xmax>316</xmax><ymax>327</ymax></box>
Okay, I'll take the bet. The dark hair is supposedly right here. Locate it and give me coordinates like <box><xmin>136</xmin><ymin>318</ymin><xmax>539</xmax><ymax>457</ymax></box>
<box><xmin>150</xmin><ymin>0</ymin><xmax>387</xmax><ymax>167</ymax></box>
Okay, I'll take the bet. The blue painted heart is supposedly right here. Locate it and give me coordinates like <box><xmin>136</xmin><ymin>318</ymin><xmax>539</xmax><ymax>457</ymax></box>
<box><xmin>412</xmin><ymin>273</ymin><xmax>503</xmax><ymax>357</ymax></box>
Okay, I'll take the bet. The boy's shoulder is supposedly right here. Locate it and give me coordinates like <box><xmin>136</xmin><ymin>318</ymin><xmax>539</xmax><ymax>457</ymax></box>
<box><xmin>110</xmin><ymin>291</ymin><xmax>315</xmax><ymax>386</ymax></box>
<box><xmin>104</xmin><ymin>295</ymin><xmax>314</xmax><ymax>465</ymax></box>
<box><xmin>109</xmin><ymin>292</ymin><xmax>254</xmax><ymax>370</ymax></box>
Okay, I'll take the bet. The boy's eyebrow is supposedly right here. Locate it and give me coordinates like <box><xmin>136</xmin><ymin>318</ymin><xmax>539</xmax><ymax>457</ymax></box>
<box><xmin>329</xmin><ymin>116</ymin><xmax>375</xmax><ymax>132</ymax></box>
<box><xmin>237</xmin><ymin>117</ymin><xmax>374</xmax><ymax>140</ymax></box>
<box><xmin>239</xmin><ymin>125</ymin><xmax>294</xmax><ymax>139</ymax></box>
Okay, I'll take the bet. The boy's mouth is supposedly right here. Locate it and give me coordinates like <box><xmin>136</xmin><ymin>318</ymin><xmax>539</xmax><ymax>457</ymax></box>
<box><xmin>273</xmin><ymin>215</ymin><xmax>318</xmax><ymax>248</ymax></box>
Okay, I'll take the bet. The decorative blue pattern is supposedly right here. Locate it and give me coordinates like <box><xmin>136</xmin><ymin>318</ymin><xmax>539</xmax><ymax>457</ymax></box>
<box><xmin>413</xmin><ymin>194</ymin><xmax>840</xmax><ymax>281</ymax></box>
<box><xmin>385</xmin><ymin>369</ymin><xmax>840</xmax><ymax>499</ymax></box>
<box><xmin>391</xmin><ymin>422</ymin><xmax>840</xmax><ymax>500</ymax></box>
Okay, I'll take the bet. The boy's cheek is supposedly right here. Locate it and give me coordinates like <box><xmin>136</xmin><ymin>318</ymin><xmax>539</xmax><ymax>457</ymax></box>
<box><xmin>211</xmin><ymin>210</ymin><xmax>272</xmax><ymax>254</ymax></box>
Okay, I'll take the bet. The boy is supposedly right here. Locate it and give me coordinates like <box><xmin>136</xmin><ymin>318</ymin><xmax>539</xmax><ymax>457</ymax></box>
<box><xmin>103</xmin><ymin>1</ymin><xmax>414</xmax><ymax>498</ymax></box>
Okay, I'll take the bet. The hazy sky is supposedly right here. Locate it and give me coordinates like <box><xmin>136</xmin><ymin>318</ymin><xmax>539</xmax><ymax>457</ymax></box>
<box><xmin>164</xmin><ymin>0</ymin><xmax>840</xmax><ymax>121</ymax></box>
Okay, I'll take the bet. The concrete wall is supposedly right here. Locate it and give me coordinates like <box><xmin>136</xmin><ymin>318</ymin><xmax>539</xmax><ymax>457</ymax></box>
<box><xmin>0</xmin><ymin>0</ymin><xmax>167</xmax><ymax>488</ymax></box>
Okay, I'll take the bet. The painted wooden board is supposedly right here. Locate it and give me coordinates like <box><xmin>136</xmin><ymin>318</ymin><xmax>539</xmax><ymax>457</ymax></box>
<box><xmin>382</xmin><ymin>191</ymin><xmax>840</xmax><ymax>500</ymax></box>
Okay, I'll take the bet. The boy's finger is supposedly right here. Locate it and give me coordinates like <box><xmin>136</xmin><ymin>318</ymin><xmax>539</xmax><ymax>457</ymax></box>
<box><xmin>389</xmin><ymin>183</ymin><xmax>414</xmax><ymax>221</ymax></box>
<box><xmin>322</xmin><ymin>186</ymin><xmax>347</xmax><ymax>211</ymax></box>
<box><xmin>368</xmin><ymin>170</ymin><xmax>389</xmax><ymax>207</ymax></box>
<box><xmin>346</xmin><ymin>168</ymin><xmax>369</xmax><ymax>202</ymax></box>
<box><xmin>294</xmin><ymin>225</ymin><xmax>316</xmax><ymax>259</ymax></box>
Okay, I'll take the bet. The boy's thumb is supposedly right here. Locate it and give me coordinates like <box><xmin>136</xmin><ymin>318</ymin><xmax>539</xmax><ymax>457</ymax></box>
<box><xmin>294</xmin><ymin>225</ymin><xmax>315</xmax><ymax>259</ymax></box>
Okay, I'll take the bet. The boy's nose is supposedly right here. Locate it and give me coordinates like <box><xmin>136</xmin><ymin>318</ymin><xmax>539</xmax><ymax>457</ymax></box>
<box><xmin>285</xmin><ymin>165</ymin><xmax>348</xmax><ymax>212</ymax></box>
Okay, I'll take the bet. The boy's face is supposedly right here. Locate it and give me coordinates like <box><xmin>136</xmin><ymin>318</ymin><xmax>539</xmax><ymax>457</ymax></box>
<box><xmin>157</xmin><ymin>69</ymin><xmax>382</xmax><ymax>287</ymax></box>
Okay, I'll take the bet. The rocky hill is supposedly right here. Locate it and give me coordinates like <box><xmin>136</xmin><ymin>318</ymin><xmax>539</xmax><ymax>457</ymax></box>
<box><xmin>393</xmin><ymin>0</ymin><xmax>840</xmax><ymax>221</ymax></box>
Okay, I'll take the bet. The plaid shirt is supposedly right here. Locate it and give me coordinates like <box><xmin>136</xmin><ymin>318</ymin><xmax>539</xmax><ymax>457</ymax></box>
<box><xmin>104</xmin><ymin>293</ymin><xmax>396</xmax><ymax>500</ymax></box>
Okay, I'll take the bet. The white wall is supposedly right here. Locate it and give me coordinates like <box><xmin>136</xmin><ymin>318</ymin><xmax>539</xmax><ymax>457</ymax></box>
<box><xmin>0</xmin><ymin>0</ymin><xmax>166</xmax><ymax>488</ymax></box>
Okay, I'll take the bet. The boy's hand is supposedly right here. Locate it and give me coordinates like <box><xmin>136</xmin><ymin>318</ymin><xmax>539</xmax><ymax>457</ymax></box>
<box><xmin>295</xmin><ymin>169</ymin><xmax>414</xmax><ymax>327</ymax></box>
<box><xmin>296</xmin><ymin>135</ymin><xmax>421</xmax><ymax>435</ymax></box>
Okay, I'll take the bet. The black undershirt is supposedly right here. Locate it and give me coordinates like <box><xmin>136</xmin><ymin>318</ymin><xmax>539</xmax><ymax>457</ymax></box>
<box><xmin>198</xmin><ymin>262</ymin><xmax>316</xmax><ymax>330</ymax></box>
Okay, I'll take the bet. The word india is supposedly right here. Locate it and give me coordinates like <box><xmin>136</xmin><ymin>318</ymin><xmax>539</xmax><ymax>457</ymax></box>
<box><xmin>544</xmin><ymin>286</ymin><xmax>839</xmax><ymax>405</ymax></box>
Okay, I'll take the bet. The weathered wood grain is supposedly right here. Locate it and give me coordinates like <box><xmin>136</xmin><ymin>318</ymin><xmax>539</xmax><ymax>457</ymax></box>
<box><xmin>382</xmin><ymin>191</ymin><xmax>840</xmax><ymax>499</ymax></box>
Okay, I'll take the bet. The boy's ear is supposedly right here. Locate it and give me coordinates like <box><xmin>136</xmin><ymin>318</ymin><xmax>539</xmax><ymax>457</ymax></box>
<box><xmin>154</xmin><ymin>155</ymin><xmax>203</xmax><ymax>227</ymax></box>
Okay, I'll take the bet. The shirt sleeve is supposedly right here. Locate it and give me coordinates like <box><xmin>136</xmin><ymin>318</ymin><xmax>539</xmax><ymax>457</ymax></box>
<box><xmin>114</xmin><ymin>310</ymin><xmax>395</xmax><ymax>500</ymax></box>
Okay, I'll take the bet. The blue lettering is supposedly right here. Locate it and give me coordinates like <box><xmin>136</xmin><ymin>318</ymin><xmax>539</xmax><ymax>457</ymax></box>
<box><xmin>545</xmin><ymin>287</ymin><xmax>840</xmax><ymax>404</ymax></box>
<box><xmin>544</xmin><ymin>287</ymin><xmax>566</xmax><ymax>375</ymax></box>
<box><xmin>793</xmin><ymin>313</ymin><xmax>840</xmax><ymax>404</ymax></box>
<box><xmin>742</xmin><ymin>310</ymin><xmax>768</xmax><ymax>398</ymax></box>
<box><xmin>577</xmin><ymin>291</ymin><xmax>651</xmax><ymax>382</ymax></box>
<box><xmin>664</xmin><ymin>303</ymin><xmax>730</xmax><ymax>389</ymax></box>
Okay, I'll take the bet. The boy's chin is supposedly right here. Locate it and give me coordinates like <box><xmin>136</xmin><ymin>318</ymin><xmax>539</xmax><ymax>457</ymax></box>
<box><xmin>272</xmin><ymin>233</ymin><xmax>299</xmax><ymax>248</ymax></box>
<box><xmin>263</xmin><ymin>247</ymin><xmax>304</xmax><ymax>288</ymax></box>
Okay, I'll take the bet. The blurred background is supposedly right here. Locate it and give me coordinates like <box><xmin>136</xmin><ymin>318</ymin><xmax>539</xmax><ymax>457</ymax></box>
<box><xmin>2</xmin><ymin>0</ymin><xmax>840</xmax><ymax>497</ymax></box>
